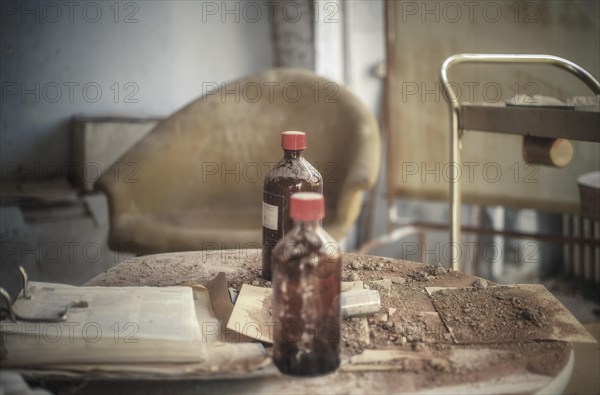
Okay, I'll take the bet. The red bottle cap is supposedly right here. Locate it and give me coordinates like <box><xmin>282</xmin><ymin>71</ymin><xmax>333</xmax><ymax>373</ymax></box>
<box><xmin>281</xmin><ymin>131</ymin><xmax>307</xmax><ymax>151</ymax></box>
<box><xmin>290</xmin><ymin>192</ymin><xmax>325</xmax><ymax>221</ymax></box>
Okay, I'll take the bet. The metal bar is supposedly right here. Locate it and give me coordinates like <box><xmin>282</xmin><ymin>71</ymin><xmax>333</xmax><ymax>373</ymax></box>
<box><xmin>573</xmin><ymin>215</ymin><xmax>581</xmax><ymax>278</ymax></box>
<box><xmin>583</xmin><ymin>218</ymin><xmax>592</xmax><ymax>281</ymax></box>
<box><xmin>441</xmin><ymin>54</ymin><xmax>600</xmax><ymax>97</ymax></box>
<box><xmin>18</xmin><ymin>266</ymin><xmax>31</xmax><ymax>299</ymax></box>
<box><xmin>563</xmin><ymin>214</ymin><xmax>572</xmax><ymax>276</ymax></box>
<box><xmin>461</xmin><ymin>105</ymin><xmax>600</xmax><ymax>142</ymax></box>
<box><xmin>391</xmin><ymin>220</ymin><xmax>600</xmax><ymax>247</ymax></box>
<box><xmin>594</xmin><ymin>221</ymin><xmax>600</xmax><ymax>284</ymax></box>
<box><xmin>440</xmin><ymin>54</ymin><xmax>600</xmax><ymax>272</ymax></box>
<box><xmin>449</xmin><ymin>106</ymin><xmax>461</xmax><ymax>271</ymax></box>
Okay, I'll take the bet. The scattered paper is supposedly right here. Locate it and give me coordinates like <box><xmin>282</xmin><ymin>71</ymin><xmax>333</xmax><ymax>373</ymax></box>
<box><xmin>227</xmin><ymin>282</ymin><xmax>371</xmax><ymax>344</ymax></box>
<box><xmin>226</xmin><ymin>284</ymin><xmax>274</xmax><ymax>344</ymax></box>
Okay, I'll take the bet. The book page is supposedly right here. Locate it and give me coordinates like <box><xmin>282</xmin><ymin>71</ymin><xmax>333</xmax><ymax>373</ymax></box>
<box><xmin>1</xmin><ymin>282</ymin><xmax>206</xmax><ymax>365</ymax></box>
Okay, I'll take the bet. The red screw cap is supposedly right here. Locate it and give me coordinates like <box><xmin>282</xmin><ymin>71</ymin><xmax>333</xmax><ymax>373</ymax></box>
<box><xmin>290</xmin><ymin>192</ymin><xmax>325</xmax><ymax>221</ymax></box>
<box><xmin>281</xmin><ymin>131</ymin><xmax>307</xmax><ymax>151</ymax></box>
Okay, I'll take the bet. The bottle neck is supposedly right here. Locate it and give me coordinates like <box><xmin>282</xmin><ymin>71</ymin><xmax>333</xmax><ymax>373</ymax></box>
<box><xmin>294</xmin><ymin>220</ymin><xmax>322</xmax><ymax>231</ymax></box>
<box><xmin>284</xmin><ymin>149</ymin><xmax>304</xmax><ymax>159</ymax></box>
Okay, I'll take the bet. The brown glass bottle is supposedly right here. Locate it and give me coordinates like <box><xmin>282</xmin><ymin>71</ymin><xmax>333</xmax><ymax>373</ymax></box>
<box><xmin>272</xmin><ymin>192</ymin><xmax>341</xmax><ymax>376</ymax></box>
<box><xmin>262</xmin><ymin>131</ymin><xmax>322</xmax><ymax>281</ymax></box>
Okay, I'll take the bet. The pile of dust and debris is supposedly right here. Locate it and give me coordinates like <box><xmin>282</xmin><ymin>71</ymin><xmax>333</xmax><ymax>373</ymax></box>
<box><xmin>222</xmin><ymin>253</ymin><xmax>571</xmax><ymax>382</ymax></box>
<box><xmin>90</xmin><ymin>251</ymin><xmax>572</xmax><ymax>389</ymax></box>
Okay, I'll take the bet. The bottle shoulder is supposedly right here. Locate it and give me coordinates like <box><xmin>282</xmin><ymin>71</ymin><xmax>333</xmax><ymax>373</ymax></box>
<box><xmin>272</xmin><ymin>225</ymin><xmax>341</xmax><ymax>262</ymax></box>
<box><xmin>264</xmin><ymin>156</ymin><xmax>323</xmax><ymax>188</ymax></box>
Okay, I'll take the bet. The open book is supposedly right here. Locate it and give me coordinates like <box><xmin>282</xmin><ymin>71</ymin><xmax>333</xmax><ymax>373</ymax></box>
<box><xmin>1</xmin><ymin>282</ymin><xmax>206</xmax><ymax>366</ymax></box>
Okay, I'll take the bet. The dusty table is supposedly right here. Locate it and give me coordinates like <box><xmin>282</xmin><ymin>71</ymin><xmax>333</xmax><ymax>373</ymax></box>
<box><xmin>39</xmin><ymin>250</ymin><xmax>573</xmax><ymax>394</ymax></box>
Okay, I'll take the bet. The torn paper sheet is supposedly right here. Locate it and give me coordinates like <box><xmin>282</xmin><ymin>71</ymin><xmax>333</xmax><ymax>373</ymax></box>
<box><xmin>184</xmin><ymin>280</ymin><xmax>268</xmax><ymax>372</ymax></box>
<box><xmin>426</xmin><ymin>284</ymin><xmax>597</xmax><ymax>344</ymax></box>
<box><xmin>227</xmin><ymin>282</ymin><xmax>376</xmax><ymax>344</ymax></box>
<box><xmin>190</xmin><ymin>275</ymin><xmax>251</xmax><ymax>346</ymax></box>
<box><xmin>227</xmin><ymin>284</ymin><xmax>274</xmax><ymax>343</ymax></box>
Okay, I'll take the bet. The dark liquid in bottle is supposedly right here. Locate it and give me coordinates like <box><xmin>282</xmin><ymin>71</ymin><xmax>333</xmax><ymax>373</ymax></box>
<box><xmin>262</xmin><ymin>151</ymin><xmax>322</xmax><ymax>280</ymax></box>
<box><xmin>272</xmin><ymin>224</ymin><xmax>341</xmax><ymax>376</ymax></box>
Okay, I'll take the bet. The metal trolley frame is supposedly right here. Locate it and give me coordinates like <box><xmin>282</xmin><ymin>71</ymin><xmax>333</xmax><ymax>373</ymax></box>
<box><xmin>440</xmin><ymin>54</ymin><xmax>600</xmax><ymax>271</ymax></box>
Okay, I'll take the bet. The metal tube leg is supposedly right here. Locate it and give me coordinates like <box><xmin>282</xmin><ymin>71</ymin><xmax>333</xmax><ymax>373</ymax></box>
<box><xmin>450</xmin><ymin>108</ymin><xmax>461</xmax><ymax>271</ymax></box>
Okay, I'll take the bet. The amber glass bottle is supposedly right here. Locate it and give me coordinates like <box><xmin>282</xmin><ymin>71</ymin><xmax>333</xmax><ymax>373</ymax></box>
<box><xmin>262</xmin><ymin>131</ymin><xmax>322</xmax><ymax>280</ymax></box>
<box><xmin>272</xmin><ymin>192</ymin><xmax>341</xmax><ymax>376</ymax></box>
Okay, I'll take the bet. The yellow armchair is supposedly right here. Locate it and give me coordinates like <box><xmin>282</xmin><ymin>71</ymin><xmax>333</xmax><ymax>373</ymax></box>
<box><xmin>98</xmin><ymin>68</ymin><xmax>380</xmax><ymax>255</ymax></box>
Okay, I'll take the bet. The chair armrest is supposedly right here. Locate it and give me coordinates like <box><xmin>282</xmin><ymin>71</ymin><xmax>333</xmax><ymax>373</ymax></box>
<box><xmin>326</xmin><ymin>117</ymin><xmax>381</xmax><ymax>239</ymax></box>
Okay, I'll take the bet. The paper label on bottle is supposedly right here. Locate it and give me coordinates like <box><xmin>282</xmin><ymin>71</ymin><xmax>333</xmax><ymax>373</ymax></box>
<box><xmin>262</xmin><ymin>201</ymin><xmax>278</xmax><ymax>230</ymax></box>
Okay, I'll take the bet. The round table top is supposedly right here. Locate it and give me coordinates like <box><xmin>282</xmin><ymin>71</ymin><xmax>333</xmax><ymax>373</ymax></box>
<box><xmin>81</xmin><ymin>250</ymin><xmax>573</xmax><ymax>395</ymax></box>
